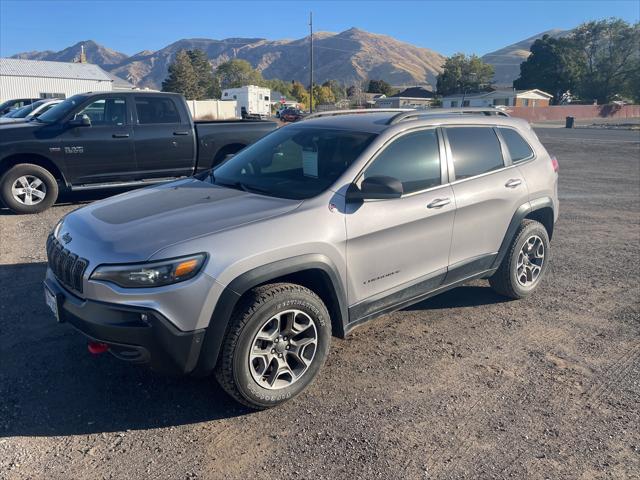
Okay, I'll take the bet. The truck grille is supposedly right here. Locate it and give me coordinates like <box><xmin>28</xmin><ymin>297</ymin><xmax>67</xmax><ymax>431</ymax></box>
<box><xmin>46</xmin><ymin>235</ymin><xmax>89</xmax><ymax>294</ymax></box>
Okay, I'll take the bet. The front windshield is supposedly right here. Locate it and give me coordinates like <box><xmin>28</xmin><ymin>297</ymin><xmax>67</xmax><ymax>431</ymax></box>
<box><xmin>210</xmin><ymin>127</ymin><xmax>376</xmax><ymax>200</ymax></box>
<box><xmin>4</xmin><ymin>105</ymin><xmax>32</xmax><ymax>118</ymax></box>
<box><xmin>37</xmin><ymin>95</ymin><xmax>85</xmax><ymax>123</ymax></box>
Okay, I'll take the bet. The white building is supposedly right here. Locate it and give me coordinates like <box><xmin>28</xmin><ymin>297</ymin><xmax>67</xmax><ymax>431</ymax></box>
<box><xmin>221</xmin><ymin>85</ymin><xmax>271</xmax><ymax>118</ymax></box>
<box><xmin>0</xmin><ymin>58</ymin><xmax>117</xmax><ymax>102</ymax></box>
<box><xmin>441</xmin><ymin>89</ymin><xmax>553</xmax><ymax>108</ymax></box>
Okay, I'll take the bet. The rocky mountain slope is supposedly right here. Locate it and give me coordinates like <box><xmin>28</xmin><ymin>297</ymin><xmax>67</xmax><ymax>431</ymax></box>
<box><xmin>11</xmin><ymin>27</ymin><xmax>575</xmax><ymax>89</ymax></box>
<box><xmin>11</xmin><ymin>29</ymin><xmax>445</xmax><ymax>89</ymax></box>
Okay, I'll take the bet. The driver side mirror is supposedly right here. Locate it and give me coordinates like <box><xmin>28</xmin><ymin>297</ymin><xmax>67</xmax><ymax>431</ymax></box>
<box><xmin>69</xmin><ymin>113</ymin><xmax>91</xmax><ymax>127</ymax></box>
<box><xmin>348</xmin><ymin>175</ymin><xmax>404</xmax><ymax>201</ymax></box>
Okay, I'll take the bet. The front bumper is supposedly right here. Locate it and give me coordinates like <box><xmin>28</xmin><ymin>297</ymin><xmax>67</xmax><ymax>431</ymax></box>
<box><xmin>45</xmin><ymin>275</ymin><xmax>206</xmax><ymax>375</ymax></box>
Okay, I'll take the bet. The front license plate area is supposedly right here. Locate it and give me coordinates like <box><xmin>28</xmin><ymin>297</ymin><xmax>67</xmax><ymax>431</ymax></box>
<box><xmin>44</xmin><ymin>286</ymin><xmax>60</xmax><ymax>322</ymax></box>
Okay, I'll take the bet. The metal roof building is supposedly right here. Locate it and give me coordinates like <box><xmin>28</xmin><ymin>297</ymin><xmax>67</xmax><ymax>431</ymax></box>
<box><xmin>0</xmin><ymin>58</ymin><xmax>115</xmax><ymax>102</ymax></box>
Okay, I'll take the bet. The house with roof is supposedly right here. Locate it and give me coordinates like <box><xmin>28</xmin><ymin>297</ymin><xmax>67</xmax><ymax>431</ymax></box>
<box><xmin>375</xmin><ymin>86</ymin><xmax>436</xmax><ymax>109</ymax></box>
<box><xmin>0</xmin><ymin>58</ymin><xmax>134</xmax><ymax>102</ymax></box>
<box><xmin>441</xmin><ymin>89</ymin><xmax>553</xmax><ymax>108</ymax></box>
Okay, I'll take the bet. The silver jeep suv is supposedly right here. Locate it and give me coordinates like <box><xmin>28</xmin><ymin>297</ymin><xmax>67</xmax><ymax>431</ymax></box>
<box><xmin>44</xmin><ymin>109</ymin><xmax>559</xmax><ymax>409</ymax></box>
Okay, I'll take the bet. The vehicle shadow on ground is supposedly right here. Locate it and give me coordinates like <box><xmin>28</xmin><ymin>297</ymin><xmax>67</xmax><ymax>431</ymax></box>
<box><xmin>0</xmin><ymin>262</ymin><xmax>250</xmax><ymax>438</ymax></box>
<box><xmin>404</xmin><ymin>285</ymin><xmax>510</xmax><ymax>311</ymax></box>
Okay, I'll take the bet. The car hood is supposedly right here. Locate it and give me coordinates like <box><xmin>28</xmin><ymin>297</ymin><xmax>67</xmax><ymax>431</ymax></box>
<box><xmin>0</xmin><ymin>117</ymin><xmax>28</xmax><ymax>124</ymax></box>
<box><xmin>58</xmin><ymin>178</ymin><xmax>302</xmax><ymax>264</ymax></box>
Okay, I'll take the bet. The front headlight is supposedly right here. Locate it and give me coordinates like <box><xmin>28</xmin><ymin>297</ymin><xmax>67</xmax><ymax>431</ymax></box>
<box><xmin>53</xmin><ymin>218</ymin><xmax>64</xmax><ymax>238</ymax></box>
<box><xmin>90</xmin><ymin>254</ymin><xmax>207</xmax><ymax>288</ymax></box>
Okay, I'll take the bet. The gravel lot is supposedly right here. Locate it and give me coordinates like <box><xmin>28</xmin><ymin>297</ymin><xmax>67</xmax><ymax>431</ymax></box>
<box><xmin>1</xmin><ymin>127</ymin><xmax>639</xmax><ymax>480</ymax></box>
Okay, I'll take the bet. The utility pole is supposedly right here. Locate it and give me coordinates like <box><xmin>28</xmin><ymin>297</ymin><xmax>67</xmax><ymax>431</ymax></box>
<box><xmin>309</xmin><ymin>11</ymin><xmax>313</xmax><ymax>113</ymax></box>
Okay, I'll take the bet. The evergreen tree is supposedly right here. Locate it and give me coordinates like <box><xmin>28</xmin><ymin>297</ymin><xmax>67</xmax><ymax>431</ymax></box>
<box><xmin>162</xmin><ymin>50</ymin><xmax>201</xmax><ymax>100</ymax></box>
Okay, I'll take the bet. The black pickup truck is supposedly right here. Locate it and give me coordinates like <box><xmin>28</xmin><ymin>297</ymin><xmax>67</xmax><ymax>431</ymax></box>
<box><xmin>0</xmin><ymin>91</ymin><xmax>277</xmax><ymax>213</ymax></box>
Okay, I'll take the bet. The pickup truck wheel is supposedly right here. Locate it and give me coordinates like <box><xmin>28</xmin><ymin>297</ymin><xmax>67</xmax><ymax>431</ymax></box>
<box><xmin>489</xmin><ymin>219</ymin><xmax>550</xmax><ymax>299</ymax></box>
<box><xmin>0</xmin><ymin>164</ymin><xmax>58</xmax><ymax>214</ymax></box>
<box><xmin>215</xmin><ymin>283</ymin><xmax>331</xmax><ymax>409</ymax></box>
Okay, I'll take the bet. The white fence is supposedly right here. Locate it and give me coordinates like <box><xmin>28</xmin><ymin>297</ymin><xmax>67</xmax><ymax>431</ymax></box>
<box><xmin>186</xmin><ymin>100</ymin><xmax>238</xmax><ymax>120</ymax></box>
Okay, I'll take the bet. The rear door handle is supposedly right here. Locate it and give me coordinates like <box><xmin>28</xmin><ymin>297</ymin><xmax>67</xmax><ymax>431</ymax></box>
<box><xmin>173</xmin><ymin>131</ymin><xmax>190</xmax><ymax>136</ymax></box>
<box><xmin>427</xmin><ymin>198</ymin><xmax>451</xmax><ymax>209</ymax></box>
<box><xmin>112</xmin><ymin>133</ymin><xmax>129</xmax><ymax>138</ymax></box>
<box><xmin>505</xmin><ymin>179</ymin><xmax>522</xmax><ymax>188</ymax></box>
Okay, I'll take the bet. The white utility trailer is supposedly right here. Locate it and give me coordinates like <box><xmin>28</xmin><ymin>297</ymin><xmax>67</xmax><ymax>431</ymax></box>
<box><xmin>221</xmin><ymin>85</ymin><xmax>271</xmax><ymax>119</ymax></box>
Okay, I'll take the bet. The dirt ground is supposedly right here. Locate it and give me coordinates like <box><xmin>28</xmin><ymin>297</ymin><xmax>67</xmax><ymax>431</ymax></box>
<box><xmin>0</xmin><ymin>127</ymin><xmax>638</xmax><ymax>480</ymax></box>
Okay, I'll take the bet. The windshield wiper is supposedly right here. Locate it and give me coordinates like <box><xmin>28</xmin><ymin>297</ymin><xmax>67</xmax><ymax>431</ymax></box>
<box><xmin>215</xmin><ymin>179</ymin><xmax>270</xmax><ymax>195</ymax></box>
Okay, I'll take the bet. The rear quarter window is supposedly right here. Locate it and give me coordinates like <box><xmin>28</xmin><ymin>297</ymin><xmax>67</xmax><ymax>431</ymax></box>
<box><xmin>446</xmin><ymin>127</ymin><xmax>505</xmax><ymax>180</ymax></box>
<box><xmin>498</xmin><ymin>127</ymin><xmax>534</xmax><ymax>162</ymax></box>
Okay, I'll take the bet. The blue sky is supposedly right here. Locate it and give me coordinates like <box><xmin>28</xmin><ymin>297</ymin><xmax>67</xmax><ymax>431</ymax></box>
<box><xmin>1</xmin><ymin>0</ymin><xmax>638</xmax><ymax>57</ymax></box>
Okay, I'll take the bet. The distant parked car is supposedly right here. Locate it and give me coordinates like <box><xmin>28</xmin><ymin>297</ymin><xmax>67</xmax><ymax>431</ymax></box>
<box><xmin>0</xmin><ymin>98</ymin><xmax>39</xmax><ymax>116</ymax></box>
<box><xmin>280</xmin><ymin>108</ymin><xmax>303</xmax><ymax>122</ymax></box>
<box><xmin>0</xmin><ymin>99</ymin><xmax>63</xmax><ymax>124</ymax></box>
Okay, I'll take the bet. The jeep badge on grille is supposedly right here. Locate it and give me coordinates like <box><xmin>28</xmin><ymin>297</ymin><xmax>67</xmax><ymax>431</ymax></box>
<box><xmin>62</xmin><ymin>232</ymin><xmax>72</xmax><ymax>244</ymax></box>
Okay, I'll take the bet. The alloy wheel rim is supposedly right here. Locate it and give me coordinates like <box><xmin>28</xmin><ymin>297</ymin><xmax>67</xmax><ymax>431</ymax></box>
<box><xmin>516</xmin><ymin>235</ymin><xmax>545</xmax><ymax>287</ymax></box>
<box><xmin>249</xmin><ymin>309</ymin><xmax>318</xmax><ymax>390</ymax></box>
<box><xmin>11</xmin><ymin>175</ymin><xmax>47</xmax><ymax>206</ymax></box>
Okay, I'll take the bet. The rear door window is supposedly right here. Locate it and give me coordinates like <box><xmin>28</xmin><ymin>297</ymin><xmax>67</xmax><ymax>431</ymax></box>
<box><xmin>498</xmin><ymin>128</ymin><xmax>534</xmax><ymax>162</ymax></box>
<box><xmin>446</xmin><ymin>127</ymin><xmax>505</xmax><ymax>180</ymax></box>
<box><xmin>135</xmin><ymin>97</ymin><xmax>181</xmax><ymax>124</ymax></box>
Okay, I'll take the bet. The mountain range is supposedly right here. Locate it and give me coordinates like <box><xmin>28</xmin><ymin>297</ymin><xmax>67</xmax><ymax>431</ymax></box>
<box><xmin>9</xmin><ymin>27</ymin><xmax>571</xmax><ymax>90</ymax></box>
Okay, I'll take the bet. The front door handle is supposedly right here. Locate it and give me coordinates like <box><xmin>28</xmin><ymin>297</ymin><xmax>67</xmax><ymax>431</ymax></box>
<box><xmin>505</xmin><ymin>178</ymin><xmax>522</xmax><ymax>188</ymax></box>
<box><xmin>112</xmin><ymin>133</ymin><xmax>130</xmax><ymax>138</ymax></box>
<box><xmin>173</xmin><ymin>131</ymin><xmax>190</xmax><ymax>136</ymax></box>
<box><xmin>427</xmin><ymin>198</ymin><xmax>451</xmax><ymax>209</ymax></box>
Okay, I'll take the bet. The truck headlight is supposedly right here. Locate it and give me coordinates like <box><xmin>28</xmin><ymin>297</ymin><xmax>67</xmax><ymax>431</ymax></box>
<box><xmin>91</xmin><ymin>254</ymin><xmax>207</xmax><ymax>288</ymax></box>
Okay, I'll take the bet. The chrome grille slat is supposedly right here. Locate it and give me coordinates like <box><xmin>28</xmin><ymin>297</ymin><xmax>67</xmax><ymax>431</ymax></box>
<box><xmin>46</xmin><ymin>235</ymin><xmax>89</xmax><ymax>294</ymax></box>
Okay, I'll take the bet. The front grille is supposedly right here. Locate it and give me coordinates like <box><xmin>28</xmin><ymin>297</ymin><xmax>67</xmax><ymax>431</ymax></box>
<box><xmin>46</xmin><ymin>235</ymin><xmax>89</xmax><ymax>293</ymax></box>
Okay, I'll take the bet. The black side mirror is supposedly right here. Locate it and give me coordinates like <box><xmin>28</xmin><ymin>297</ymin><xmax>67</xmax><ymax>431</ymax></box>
<box><xmin>350</xmin><ymin>175</ymin><xmax>404</xmax><ymax>201</ymax></box>
<box><xmin>69</xmin><ymin>113</ymin><xmax>91</xmax><ymax>127</ymax></box>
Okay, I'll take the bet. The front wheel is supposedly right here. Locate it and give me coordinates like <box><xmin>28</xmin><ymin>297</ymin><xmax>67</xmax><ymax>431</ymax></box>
<box><xmin>0</xmin><ymin>163</ymin><xmax>59</xmax><ymax>214</ymax></box>
<box><xmin>215</xmin><ymin>283</ymin><xmax>331</xmax><ymax>409</ymax></box>
<box><xmin>489</xmin><ymin>219</ymin><xmax>550</xmax><ymax>299</ymax></box>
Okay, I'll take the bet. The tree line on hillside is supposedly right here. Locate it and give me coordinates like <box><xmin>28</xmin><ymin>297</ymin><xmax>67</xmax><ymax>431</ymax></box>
<box><xmin>162</xmin><ymin>18</ymin><xmax>639</xmax><ymax>107</ymax></box>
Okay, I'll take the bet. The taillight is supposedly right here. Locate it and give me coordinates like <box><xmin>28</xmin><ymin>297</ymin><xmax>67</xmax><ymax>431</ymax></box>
<box><xmin>550</xmin><ymin>155</ymin><xmax>559</xmax><ymax>173</ymax></box>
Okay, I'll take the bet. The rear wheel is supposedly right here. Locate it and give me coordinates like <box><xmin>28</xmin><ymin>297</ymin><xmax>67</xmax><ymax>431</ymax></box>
<box><xmin>489</xmin><ymin>219</ymin><xmax>550</xmax><ymax>299</ymax></box>
<box><xmin>0</xmin><ymin>163</ymin><xmax>58</xmax><ymax>214</ymax></box>
<box><xmin>215</xmin><ymin>283</ymin><xmax>331</xmax><ymax>409</ymax></box>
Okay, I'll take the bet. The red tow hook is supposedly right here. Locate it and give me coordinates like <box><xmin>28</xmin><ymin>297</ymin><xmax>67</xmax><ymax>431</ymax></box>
<box><xmin>88</xmin><ymin>341</ymin><xmax>109</xmax><ymax>355</ymax></box>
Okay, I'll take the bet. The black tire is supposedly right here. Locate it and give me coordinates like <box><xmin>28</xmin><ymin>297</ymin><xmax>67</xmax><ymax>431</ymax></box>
<box><xmin>215</xmin><ymin>283</ymin><xmax>331</xmax><ymax>409</ymax></box>
<box><xmin>0</xmin><ymin>163</ymin><xmax>58</xmax><ymax>214</ymax></box>
<box><xmin>489</xmin><ymin>219</ymin><xmax>550</xmax><ymax>299</ymax></box>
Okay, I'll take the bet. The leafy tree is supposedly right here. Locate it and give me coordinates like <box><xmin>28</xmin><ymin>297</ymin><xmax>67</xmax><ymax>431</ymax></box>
<box><xmin>436</xmin><ymin>53</ymin><xmax>494</xmax><ymax>96</ymax></box>
<box><xmin>514</xmin><ymin>19</ymin><xmax>640</xmax><ymax>104</ymax></box>
<box><xmin>266</xmin><ymin>78</ymin><xmax>293</xmax><ymax>99</ymax></box>
<box><xmin>214</xmin><ymin>59</ymin><xmax>265</xmax><ymax>90</ymax></box>
<box><xmin>322</xmin><ymin>80</ymin><xmax>346</xmax><ymax>100</ymax></box>
<box><xmin>290</xmin><ymin>82</ymin><xmax>309</xmax><ymax>103</ymax></box>
<box><xmin>187</xmin><ymin>49</ymin><xmax>218</xmax><ymax>98</ymax></box>
<box><xmin>367</xmin><ymin>79</ymin><xmax>394</xmax><ymax>96</ymax></box>
<box><xmin>162</xmin><ymin>50</ymin><xmax>201</xmax><ymax>100</ymax></box>
<box><xmin>572</xmin><ymin>19</ymin><xmax>640</xmax><ymax>103</ymax></box>
<box><xmin>312</xmin><ymin>85</ymin><xmax>336</xmax><ymax>105</ymax></box>
<box><xmin>514</xmin><ymin>35</ymin><xmax>583</xmax><ymax>103</ymax></box>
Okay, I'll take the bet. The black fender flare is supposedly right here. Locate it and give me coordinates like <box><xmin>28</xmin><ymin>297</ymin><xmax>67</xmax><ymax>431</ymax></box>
<box><xmin>192</xmin><ymin>254</ymin><xmax>348</xmax><ymax>376</ymax></box>
<box><xmin>492</xmin><ymin>196</ymin><xmax>554</xmax><ymax>270</ymax></box>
